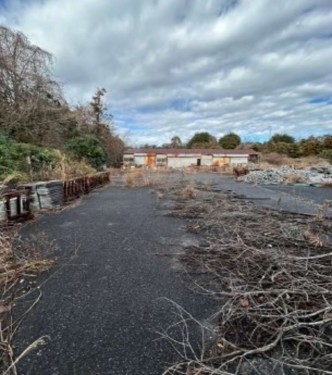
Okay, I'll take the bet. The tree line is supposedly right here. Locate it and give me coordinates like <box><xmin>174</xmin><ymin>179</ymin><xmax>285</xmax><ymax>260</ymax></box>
<box><xmin>0</xmin><ymin>25</ymin><xmax>124</xmax><ymax>174</ymax></box>
<box><xmin>144</xmin><ymin>132</ymin><xmax>332</xmax><ymax>162</ymax></box>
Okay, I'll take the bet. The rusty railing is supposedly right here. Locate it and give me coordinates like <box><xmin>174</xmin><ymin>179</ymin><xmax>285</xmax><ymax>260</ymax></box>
<box><xmin>63</xmin><ymin>172</ymin><xmax>110</xmax><ymax>202</ymax></box>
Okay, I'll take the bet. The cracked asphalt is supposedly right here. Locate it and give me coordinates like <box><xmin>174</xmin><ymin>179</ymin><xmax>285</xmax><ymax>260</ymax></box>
<box><xmin>15</xmin><ymin>187</ymin><xmax>215</xmax><ymax>375</ymax></box>
<box><xmin>193</xmin><ymin>173</ymin><xmax>332</xmax><ymax>217</ymax></box>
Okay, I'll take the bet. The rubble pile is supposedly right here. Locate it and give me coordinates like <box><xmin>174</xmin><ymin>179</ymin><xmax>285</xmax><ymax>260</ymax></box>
<box><xmin>239</xmin><ymin>165</ymin><xmax>332</xmax><ymax>185</ymax></box>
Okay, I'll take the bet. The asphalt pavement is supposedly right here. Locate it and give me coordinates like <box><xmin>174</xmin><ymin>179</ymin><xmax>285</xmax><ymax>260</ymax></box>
<box><xmin>14</xmin><ymin>174</ymin><xmax>331</xmax><ymax>375</ymax></box>
<box><xmin>193</xmin><ymin>173</ymin><xmax>332</xmax><ymax>217</ymax></box>
<box><xmin>15</xmin><ymin>187</ymin><xmax>215</xmax><ymax>375</ymax></box>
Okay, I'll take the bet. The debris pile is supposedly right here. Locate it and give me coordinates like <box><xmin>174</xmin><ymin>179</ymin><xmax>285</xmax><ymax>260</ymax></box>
<box><xmin>239</xmin><ymin>165</ymin><xmax>332</xmax><ymax>185</ymax></box>
<box><xmin>159</xmin><ymin>182</ymin><xmax>332</xmax><ymax>375</ymax></box>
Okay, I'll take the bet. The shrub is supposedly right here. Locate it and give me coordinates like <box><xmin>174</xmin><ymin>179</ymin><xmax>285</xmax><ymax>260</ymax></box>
<box><xmin>187</xmin><ymin>132</ymin><xmax>218</xmax><ymax>149</ymax></box>
<box><xmin>260</xmin><ymin>152</ymin><xmax>288</xmax><ymax>166</ymax></box>
<box><xmin>0</xmin><ymin>134</ymin><xmax>60</xmax><ymax>177</ymax></box>
<box><xmin>219</xmin><ymin>133</ymin><xmax>241</xmax><ymax>149</ymax></box>
<box><xmin>0</xmin><ymin>134</ymin><xmax>18</xmax><ymax>174</ymax></box>
<box><xmin>320</xmin><ymin>149</ymin><xmax>332</xmax><ymax>163</ymax></box>
<box><xmin>66</xmin><ymin>135</ymin><xmax>107</xmax><ymax>170</ymax></box>
<box><xmin>270</xmin><ymin>133</ymin><xmax>295</xmax><ymax>144</ymax></box>
<box><xmin>15</xmin><ymin>143</ymin><xmax>59</xmax><ymax>170</ymax></box>
<box><xmin>299</xmin><ymin>137</ymin><xmax>323</xmax><ymax>156</ymax></box>
<box><xmin>0</xmin><ymin>133</ymin><xmax>96</xmax><ymax>183</ymax></box>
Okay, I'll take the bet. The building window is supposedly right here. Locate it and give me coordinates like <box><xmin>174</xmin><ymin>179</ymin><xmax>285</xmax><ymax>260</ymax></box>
<box><xmin>124</xmin><ymin>156</ymin><xmax>135</xmax><ymax>166</ymax></box>
<box><xmin>156</xmin><ymin>157</ymin><xmax>167</xmax><ymax>167</ymax></box>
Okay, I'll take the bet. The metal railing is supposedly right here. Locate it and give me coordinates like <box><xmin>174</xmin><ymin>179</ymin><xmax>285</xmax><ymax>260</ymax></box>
<box><xmin>63</xmin><ymin>172</ymin><xmax>110</xmax><ymax>202</ymax></box>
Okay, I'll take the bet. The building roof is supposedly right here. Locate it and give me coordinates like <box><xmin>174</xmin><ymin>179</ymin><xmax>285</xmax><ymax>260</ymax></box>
<box><xmin>125</xmin><ymin>148</ymin><xmax>258</xmax><ymax>155</ymax></box>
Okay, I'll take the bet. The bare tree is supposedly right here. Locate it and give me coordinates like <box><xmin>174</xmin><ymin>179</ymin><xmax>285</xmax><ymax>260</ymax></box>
<box><xmin>0</xmin><ymin>25</ymin><xmax>68</xmax><ymax>146</ymax></box>
<box><xmin>171</xmin><ymin>136</ymin><xmax>182</xmax><ymax>148</ymax></box>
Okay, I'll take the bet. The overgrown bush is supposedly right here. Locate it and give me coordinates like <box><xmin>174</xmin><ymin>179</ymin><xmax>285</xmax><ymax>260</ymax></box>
<box><xmin>320</xmin><ymin>149</ymin><xmax>332</xmax><ymax>163</ymax></box>
<box><xmin>252</xmin><ymin>134</ymin><xmax>331</xmax><ymax>160</ymax></box>
<box><xmin>0</xmin><ymin>134</ymin><xmax>96</xmax><ymax>183</ymax></box>
<box><xmin>0</xmin><ymin>134</ymin><xmax>59</xmax><ymax>177</ymax></box>
<box><xmin>65</xmin><ymin>135</ymin><xmax>107</xmax><ymax>170</ymax></box>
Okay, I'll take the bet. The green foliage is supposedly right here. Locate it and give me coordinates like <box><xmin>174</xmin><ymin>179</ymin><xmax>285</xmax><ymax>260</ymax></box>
<box><xmin>0</xmin><ymin>27</ymin><xmax>125</xmax><ymax>171</ymax></box>
<box><xmin>267</xmin><ymin>141</ymin><xmax>300</xmax><ymax>158</ymax></box>
<box><xmin>66</xmin><ymin>135</ymin><xmax>107</xmax><ymax>170</ymax></box>
<box><xmin>255</xmin><ymin>134</ymin><xmax>331</xmax><ymax>160</ymax></box>
<box><xmin>0</xmin><ymin>133</ymin><xmax>60</xmax><ymax>178</ymax></box>
<box><xmin>270</xmin><ymin>133</ymin><xmax>295</xmax><ymax>144</ymax></box>
<box><xmin>187</xmin><ymin>132</ymin><xmax>217</xmax><ymax>148</ymax></box>
<box><xmin>252</xmin><ymin>142</ymin><xmax>263</xmax><ymax>152</ymax></box>
<box><xmin>284</xmin><ymin>143</ymin><xmax>300</xmax><ymax>158</ymax></box>
<box><xmin>219</xmin><ymin>133</ymin><xmax>241</xmax><ymax>149</ymax></box>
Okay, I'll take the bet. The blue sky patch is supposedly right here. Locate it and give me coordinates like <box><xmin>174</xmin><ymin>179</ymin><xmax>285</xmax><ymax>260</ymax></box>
<box><xmin>169</xmin><ymin>99</ymin><xmax>192</xmax><ymax>112</ymax></box>
<box><xmin>309</xmin><ymin>97</ymin><xmax>332</xmax><ymax>104</ymax></box>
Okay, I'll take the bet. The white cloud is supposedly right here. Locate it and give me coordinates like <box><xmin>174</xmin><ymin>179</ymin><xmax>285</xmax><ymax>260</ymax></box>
<box><xmin>1</xmin><ymin>0</ymin><xmax>332</xmax><ymax>145</ymax></box>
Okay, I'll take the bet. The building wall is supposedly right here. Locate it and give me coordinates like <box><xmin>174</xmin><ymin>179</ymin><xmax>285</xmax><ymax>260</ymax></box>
<box><xmin>123</xmin><ymin>154</ymin><xmax>135</xmax><ymax>166</ymax></box>
<box><xmin>167</xmin><ymin>156</ymin><xmax>198</xmax><ymax>168</ymax></box>
<box><xmin>229</xmin><ymin>156</ymin><xmax>248</xmax><ymax>165</ymax></box>
<box><xmin>134</xmin><ymin>155</ymin><xmax>146</xmax><ymax>166</ymax></box>
<box><xmin>124</xmin><ymin>152</ymin><xmax>250</xmax><ymax>168</ymax></box>
<box><xmin>212</xmin><ymin>156</ymin><xmax>231</xmax><ymax>166</ymax></box>
<box><xmin>201</xmin><ymin>155</ymin><xmax>213</xmax><ymax>166</ymax></box>
<box><xmin>156</xmin><ymin>155</ymin><xmax>167</xmax><ymax>167</ymax></box>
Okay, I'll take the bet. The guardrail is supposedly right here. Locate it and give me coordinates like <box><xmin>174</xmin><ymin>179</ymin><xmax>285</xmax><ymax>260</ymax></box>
<box><xmin>63</xmin><ymin>172</ymin><xmax>110</xmax><ymax>202</ymax></box>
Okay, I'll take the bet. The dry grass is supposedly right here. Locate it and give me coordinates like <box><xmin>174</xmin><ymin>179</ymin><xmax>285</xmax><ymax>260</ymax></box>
<box><xmin>124</xmin><ymin>169</ymin><xmax>167</xmax><ymax>188</ymax></box>
<box><xmin>160</xmin><ymin>182</ymin><xmax>332</xmax><ymax>375</ymax></box>
<box><xmin>0</xmin><ymin>230</ymin><xmax>54</xmax><ymax>373</ymax></box>
<box><xmin>283</xmin><ymin>173</ymin><xmax>306</xmax><ymax>185</ymax></box>
<box><xmin>259</xmin><ymin>154</ymin><xmax>329</xmax><ymax>170</ymax></box>
<box><xmin>259</xmin><ymin>153</ymin><xmax>290</xmax><ymax>166</ymax></box>
<box><xmin>321</xmin><ymin>182</ymin><xmax>332</xmax><ymax>188</ymax></box>
<box><xmin>181</xmin><ymin>186</ymin><xmax>197</xmax><ymax>199</ymax></box>
<box><xmin>33</xmin><ymin>151</ymin><xmax>96</xmax><ymax>181</ymax></box>
<box><xmin>125</xmin><ymin>170</ymin><xmax>145</xmax><ymax>187</ymax></box>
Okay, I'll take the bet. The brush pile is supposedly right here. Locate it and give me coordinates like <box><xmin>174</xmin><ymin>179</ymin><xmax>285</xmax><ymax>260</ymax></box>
<box><xmin>162</xmin><ymin>182</ymin><xmax>332</xmax><ymax>374</ymax></box>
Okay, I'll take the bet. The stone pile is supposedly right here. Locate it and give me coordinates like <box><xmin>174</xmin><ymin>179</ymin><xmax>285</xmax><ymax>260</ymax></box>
<box><xmin>240</xmin><ymin>165</ymin><xmax>332</xmax><ymax>185</ymax></box>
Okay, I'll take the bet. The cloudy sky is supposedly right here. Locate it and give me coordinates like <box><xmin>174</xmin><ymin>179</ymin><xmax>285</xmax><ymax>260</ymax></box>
<box><xmin>1</xmin><ymin>0</ymin><xmax>332</xmax><ymax>145</ymax></box>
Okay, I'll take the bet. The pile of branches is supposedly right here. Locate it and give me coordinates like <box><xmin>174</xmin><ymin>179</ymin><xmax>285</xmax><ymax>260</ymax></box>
<box><xmin>162</xmin><ymin>184</ymin><xmax>332</xmax><ymax>374</ymax></box>
<box><xmin>0</xmin><ymin>230</ymin><xmax>54</xmax><ymax>373</ymax></box>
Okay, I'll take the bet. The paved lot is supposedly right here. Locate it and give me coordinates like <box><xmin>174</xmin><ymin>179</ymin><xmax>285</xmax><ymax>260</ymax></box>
<box><xmin>16</xmin><ymin>187</ymin><xmax>214</xmax><ymax>375</ymax></box>
<box><xmin>263</xmin><ymin>184</ymin><xmax>332</xmax><ymax>206</ymax></box>
<box><xmin>193</xmin><ymin>173</ymin><xmax>332</xmax><ymax>217</ymax></box>
<box><xmin>14</xmin><ymin>174</ymin><xmax>331</xmax><ymax>374</ymax></box>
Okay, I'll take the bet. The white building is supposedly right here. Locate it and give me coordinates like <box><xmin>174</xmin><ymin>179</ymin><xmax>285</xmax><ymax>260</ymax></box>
<box><xmin>123</xmin><ymin>148</ymin><xmax>258</xmax><ymax>168</ymax></box>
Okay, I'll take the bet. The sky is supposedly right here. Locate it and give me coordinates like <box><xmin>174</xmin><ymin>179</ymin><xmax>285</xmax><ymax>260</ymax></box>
<box><xmin>1</xmin><ymin>0</ymin><xmax>332</xmax><ymax>145</ymax></box>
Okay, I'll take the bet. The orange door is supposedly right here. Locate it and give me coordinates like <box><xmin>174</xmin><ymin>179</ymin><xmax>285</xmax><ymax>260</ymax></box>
<box><xmin>147</xmin><ymin>154</ymin><xmax>156</xmax><ymax>166</ymax></box>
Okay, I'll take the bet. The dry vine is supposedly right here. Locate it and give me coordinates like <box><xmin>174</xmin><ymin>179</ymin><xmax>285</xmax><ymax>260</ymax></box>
<box><xmin>158</xmin><ymin>181</ymin><xmax>332</xmax><ymax>375</ymax></box>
